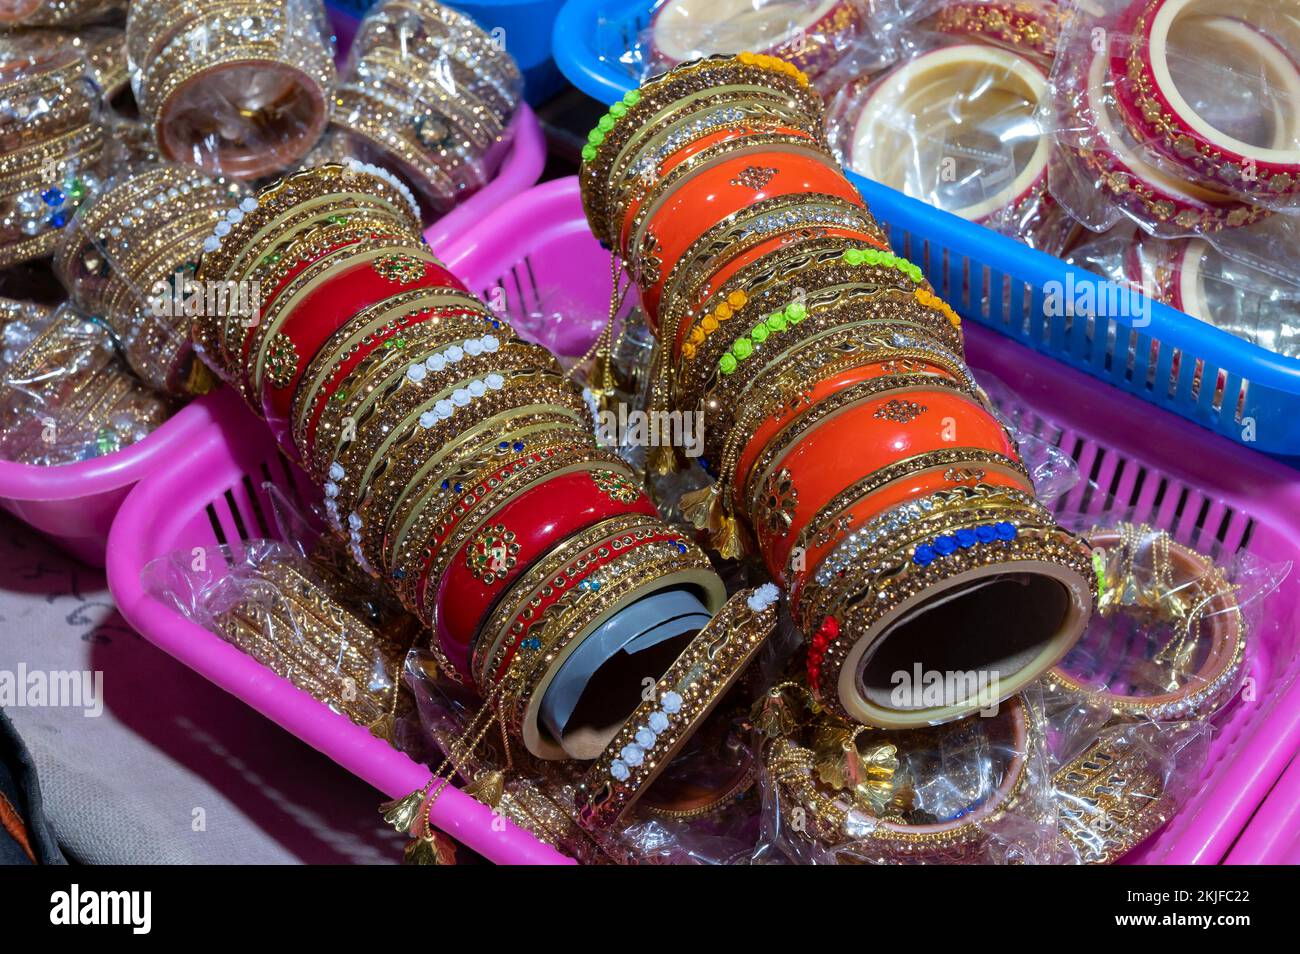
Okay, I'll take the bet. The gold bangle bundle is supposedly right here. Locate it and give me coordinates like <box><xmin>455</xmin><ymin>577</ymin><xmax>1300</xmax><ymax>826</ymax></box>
<box><xmin>0</xmin><ymin>305</ymin><xmax>167</xmax><ymax>464</ymax></box>
<box><xmin>331</xmin><ymin>0</ymin><xmax>523</xmax><ymax>215</ymax></box>
<box><xmin>194</xmin><ymin>163</ymin><xmax>770</xmax><ymax>825</ymax></box>
<box><xmin>53</xmin><ymin>163</ymin><xmax>247</xmax><ymax>395</ymax></box>
<box><xmin>125</xmin><ymin>0</ymin><xmax>336</xmax><ymax>179</ymax></box>
<box><xmin>0</xmin><ymin>42</ymin><xmax>103</xmax><ymax>267</ymax></box>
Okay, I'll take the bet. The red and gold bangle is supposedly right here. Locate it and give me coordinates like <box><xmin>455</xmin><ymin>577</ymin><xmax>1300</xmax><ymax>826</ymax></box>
<box><xmin>1113</xmin><ymin>0</ymin><xmax>1300</xmax><ymax>201</ymax></box>
<box><xmin>1073</xmin><ymin>45</ymin><xmax>1269</xmax><ymax>234</ymax></box>
<box><xmin>930</xmin><ymin>1</ymin><xmax>1061</xmax><ymax>60</ymax></box>
<box><xmin>390</xmin><ymin>435</ymin><xmax>597</xmax><ymax>608</ymax></box>
<box><xmin>252</xmin><ymin>249</ymin><xmax>467</xmax><ymax>412</ymax></box>
<box><xmin>482</xmin><ymin>523</ymin><xmax>693</xmax><ymax>687</ymax></box>
<box><xmin>431</xmin><ymin>465</ymin><xmax>660</xmax><ymax>675</ymax></box>
<box><xmin>744</xmin><ymin>385</ymin><xmax>1018</xmax><ymax>577</ymax></box>
<box><xmin>385</xmin><ymin>427</ymin><xmax>596</xmax><ymax>587</ymax></box>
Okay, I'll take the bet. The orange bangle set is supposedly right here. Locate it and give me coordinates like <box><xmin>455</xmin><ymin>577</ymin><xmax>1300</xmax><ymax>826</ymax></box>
<box><xmin>581</xmin><ymin>54</ymin><xmax>1097</xmax><ymax>729</ymax></box>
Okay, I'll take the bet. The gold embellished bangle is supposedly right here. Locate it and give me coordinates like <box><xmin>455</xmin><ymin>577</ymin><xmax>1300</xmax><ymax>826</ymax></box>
<box><xmin>385</xmin><ymin>426</ymin><xmax>598</xmax><ymax>590</ymax></box>
<box><xmin>327</xmin><ymin>352</ymin><xmax>570</xmax><ymax>507</ymax></box>
<box><xmin>294</xmin><ymin>304</ymin><xmax>503</xmax><ymax>463</ymax></box>
<box><xmin>1043</xmin><ymin>524</ymin><xmax>1246</xmax><ymax>723</ymax></box>
<box><xmin>333</xmin><ymin>376</ymin><xmax>581</xmax><ymax>532</ymax></box>
<box><xmin>1053</xmin><ymin>730</ymin><xmax>1178</xmax><ymax>865</ymax></box>
<box><xmin>194</xmin><ymin>163</ymin><xmax>420</xmax><ymax>292</ymax></box>
<box><xmin>356</xmin><ymin>404</ymin><xmax>588</xmax><ymax>569</ymax></box>
<box><xmin>764</xmin><ymin>688</ymin><xmax>1038</xmax><ymax>862</ymax></box>
<box><xmin>686</xmin><ymin>291</ymin><xmax>968</xmax><ymax>427</ymax></box>
<box><xmin>580</xmin><ymin>56</ymin><xmax>821</xmax><ymax>241</ymax></box>
<box><xmin>501</xmin><ymin>544</ymin><xmax>727</xmax><ymax>759</ymax></box>
<box><xmin>472</xmin><ymin>512</ymin><xmax>683</xmax><ymax>683</ymax></box>
<box><xmin>128</xmin><ymin>0</ymin><xmax>336</xmax><ymax>179</ymax></box>
<box><xmin>572</xmin><ymin>589</ymin><xmax>777</xmax><ymax>828</ymax></box>
<box><xmin>656</xmin><ymin>193</ymin><xmax>882</xmax><ymax>337</ymax></box>
<box><xmin>396</xmin><ymin>442</ymin><xmax>623</xmax><ymax>606</ymax></box>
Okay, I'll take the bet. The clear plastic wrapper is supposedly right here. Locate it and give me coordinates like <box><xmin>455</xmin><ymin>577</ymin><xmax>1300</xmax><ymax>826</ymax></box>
<box><xmin>0</xmin><ymin>300</ymin><xmax>168</xmax><ymax>464</ymax></box>
<box><xmin>1045</xmin><ymin>517</ymin><xmax>1287</xmax><ymax>725</ymax></box>
<box><xmin>636</xmin><ymin>0</ymin><xmax>899</xmax><ymax>86</ymax></box>
<box><xmin>921</xmin><ymin>0</ymin><xmax>1062</xmax><ymax>64</ymax></box>
<box><xmin>1049</xmin><ymin>716</ymin><xmax>1210</xmax><ymax>864</ymax></box>
<box><xmin>143</xmin><ymin>535</ymin><xmax>422</xmax><ymax>742</ymax></box>
<box><xmin>756</xmin><ymin>683</ymin><xmax>1061</xmax><ymax>864</ymax></box>
<box><xmin>1044</xmin><ymin>0</ymin><xmax>1300</xmax><ymax>269</ymax></box>
<box><xmin>0</xmin><ymin>32</ymin><xmax>105</xmax><ymax>267</ymax></box>
<box><xmin>333</xmin><ymin>0</ymin><xmax>524</xmax><ymax>218</ymax></box>
<box><xmin>828</xmin><ymin>30</ymin><xmax>1072</xmax><ymax>251</ymax></box>
<box><xmin>1067</xmin><ymin>225</ymin><xmax>1300</xmax><ymax>359</ymax></box>
<box><xmin>125</xmin><ymin>0</ymin><xmax>335</xmax><ymax>180</ymax></box>
<box><xmin>53</xmin><ymin>161</ymin><xmax>247</xmax><ymax>395</ymax></box>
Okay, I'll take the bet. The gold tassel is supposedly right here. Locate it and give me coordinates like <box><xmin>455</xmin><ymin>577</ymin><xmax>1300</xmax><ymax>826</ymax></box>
<box><xmin>710</xmin><ymin>513</ymin><xmax>748</xmax><ymax>560</ymax></box>
<box><xmin>463</xmin><ymin>769</ymin><xmax>506</xmax><ymax>809</ymax></box>
<box><xmin>378</xmin><ymin>789</ymin><xmax>425</xmax><ymax>834</ymax></box>
<box><xmin>403</xmin><ymin>830</ymin><xmax>457</xmax><ymax>866</ymax></box>
<box><xmin>647</xmin><ymin>444</ymin><xmax>678</xmax><ymax>475</ymax></box>
<box><xmin>679</xmin><ymin>484</ymin><xmax>721</xmax><ymax>530</ymax></box>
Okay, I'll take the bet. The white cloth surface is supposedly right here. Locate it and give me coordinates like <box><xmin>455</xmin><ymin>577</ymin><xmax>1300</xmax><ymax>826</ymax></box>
<box><xmin>0</xmin><ymin>512</ymin><xmax>403</xmax><ymax>864</ymax></box>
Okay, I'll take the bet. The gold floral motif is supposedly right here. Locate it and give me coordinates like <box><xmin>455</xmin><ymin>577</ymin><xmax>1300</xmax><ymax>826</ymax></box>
<box><xmin>761</xmin><ymin>468</ymin><xmax>798</xmax><ymax>533</ymax></box>
<box><xmin>374</xmin><ymin>253</ymin><xmax>428</xmax><ymax>284</ymax></box>
<box><xmin>467</xmin><ymin>524</ymin><xmax>520</xmax><ymax>584</ymax></box>
<box><xmin>264</xmin><ymin>332</ymin><xmax>299</xmax><ymax>389</ymax></box>
<box><xmin>590</xmin><ymin>469</ymin><xmax>642</xmax><ymax>504</ymax></box>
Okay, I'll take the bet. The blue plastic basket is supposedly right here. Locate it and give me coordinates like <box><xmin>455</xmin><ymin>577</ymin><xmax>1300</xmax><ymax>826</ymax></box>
<box><xmin>553</xmin><ymin>0</ymin><xmax>1300</xmax><ymax>458</ymax></box>
<box><xmin>326</xmin><ymin>0</ymin><xmax>567</xmax><ymax>104</ymax></box>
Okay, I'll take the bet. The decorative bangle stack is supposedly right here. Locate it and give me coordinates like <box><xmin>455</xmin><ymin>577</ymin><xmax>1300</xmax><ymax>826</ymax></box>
<box><xmin>125</xmin><ymin>0</ymin><xmax>336</xmax><ymax>179</ymax></box>
<box><xmin>580</xmin><ymin>55</ymin><xmax>1096</xmax><ymax>730</ymax></box>
<box><xmin>332</xmin><ymin>0</ymin><xmax>523</xmax><ymax>217</ymax></box>
<box><xmin>54</xmin><ymin>163</ymin><xmax>247</xmax><ymax>395</ymax></box>
<box><xmin>192</xmin><ymin>160</ymin><xmax>781</xmax><ymax>833</ymax></box>
<box><xmin>0</xmin><ymin>41</ymin><xmax>103</xmax><ymax>267</ymax></box>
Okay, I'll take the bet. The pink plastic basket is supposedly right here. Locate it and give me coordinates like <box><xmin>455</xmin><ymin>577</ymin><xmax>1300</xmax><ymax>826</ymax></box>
<box><xmin>106</xmin><ymin>178</ymin><xmax>1300</xmax><ymax>864</ymax></box>
<box><xmin>0</xmin><ymin>105</ymin><xmax>545</xmax><ymax>567</ymax></box>
<box><xmin>1225</xmin><ymin>754</ymin><xmax>1300</xmax><ymax>864</ymax></box>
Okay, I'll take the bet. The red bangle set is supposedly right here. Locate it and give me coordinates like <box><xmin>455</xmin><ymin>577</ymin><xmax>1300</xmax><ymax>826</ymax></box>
<box><xmin>192</xmin><ymin>162</ymin><xmax>737</xmax><ymax>773</ymax></box>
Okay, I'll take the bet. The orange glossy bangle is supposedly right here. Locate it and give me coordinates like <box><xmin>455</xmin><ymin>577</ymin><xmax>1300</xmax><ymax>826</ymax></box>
<box><xmin>616</xmin><ymin>124</ymin><xmax>821</xmax><ymax>244</ymax></box>
<box><xmin>732</xmin><ymin>360</ymin><xmax>962</xmax><ymax>492</ymax></box>
<box><xmin>744</xmin><ymin>389</ymin><xmax>1019</xmax><ymax>577</ymax></box>
<box><xmin>792</xmin><ymin>468</ymin><xmax>1033</xmax><ymax>602</ymax></box>
<box><xmin>634</xmin><ymin>149</ymin><xmax>862</xmax><ymax>325</ymax></box>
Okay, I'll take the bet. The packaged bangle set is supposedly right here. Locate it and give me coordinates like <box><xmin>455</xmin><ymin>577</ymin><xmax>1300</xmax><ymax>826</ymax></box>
<box><xmin>0</xmin><ymin>0</ymin><xmax>523</xmax><ymax>470</ymax></box>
